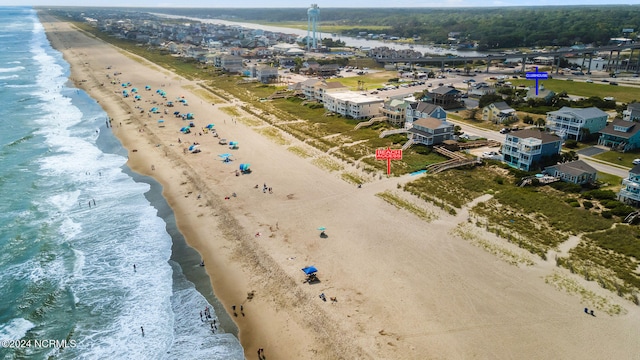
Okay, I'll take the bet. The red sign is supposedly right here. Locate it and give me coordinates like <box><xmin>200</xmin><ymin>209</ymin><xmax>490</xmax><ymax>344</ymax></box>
<box><xmin>375</xmin><ymin>147</ymin><xmax>403</xmax><ymax>175</ymax></box>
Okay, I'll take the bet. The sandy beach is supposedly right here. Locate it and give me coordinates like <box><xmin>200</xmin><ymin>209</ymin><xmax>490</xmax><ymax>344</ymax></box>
<box><xmin>40</xmin><ymin>13</ymin><xmax>640</xmax><ymax>360</ymax></box>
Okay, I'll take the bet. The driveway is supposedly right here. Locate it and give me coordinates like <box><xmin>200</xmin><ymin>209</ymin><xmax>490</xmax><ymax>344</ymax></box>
<box><xmin>577</xmin><ymin>146</ymin><xmax>607</xmax><ymax>157</ymax></box>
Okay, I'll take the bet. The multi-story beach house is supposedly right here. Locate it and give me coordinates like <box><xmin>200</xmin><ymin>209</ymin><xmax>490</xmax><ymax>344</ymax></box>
<box><xmin>619</xmin><ymin>164</ymin><xmax>640</xmax><ymax>205</ymax></box>
<box><xmin>323</xmin><ymin>92</ymin><xmax>384</xmax><ymax>120</ymax></box>
<box><xmin>250</xmin><ymin>65</ymin><xmax>279</xmax><ymax>83</ymax></box>
<box><xmin>482</xmin><ymin>101</ymin><xmax>517</xmax><ymax>124</ymax></box>
<box><xmin>424</xmin><ymin>86</ymin><xmax>463</xmax><ymax>109</ymax></box>
<box><xmin>379</xmin><ymin>99</ymin><xmax>410</xmax><ymax>127</ymax></box>
<box><xmin>597</xmin><ymin>119</ymin><xmax>640</xmax><ymax>151</ymax></box>
<box><xmin>405</xmin><ymin>101</ymin><xmax>447</xmax><ymax>127</ymax></box>
<box><xmin>545</xmin><ymin>106</ymin><xmax>608</xmax><ymax>141</ymax></box>
<box><xmin>502</xmin><ymin>129</ymin><xmax>562</xmax><ymax>171</ymax></box>
<box><xmin>544</xmin><ymin>160</ymin><xmax>597</xmax><ymax>185</ymax></box>
<box><xmin>622</xmin><ymin>102</ymin><xmax>640</xmax><ymax>122</ymax></box>
<box><xmin>407</xmin><ymin>118</ymin><xmax>455</xmax><ymax>146</ymax></box>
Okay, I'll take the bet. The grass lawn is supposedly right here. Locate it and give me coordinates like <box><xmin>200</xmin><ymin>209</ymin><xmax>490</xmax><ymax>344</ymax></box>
<box><xmin>508</xmin><ymin>79</ymin><xmax>640</xmax><ymax>103</ymax></box>
<box><xmin>592</xmin><ymin>149</ymin><xmax>640</xmax><ymax>167</ymax></box>
<box><xmin>327</xmin><ymin>70</ymin><xmax>399</xmax><ymax>90</ymax></box>
<box><xmin>597</xmin><ymin>172</ymin><xmax>623</xmax><ymax>192</ymax></box>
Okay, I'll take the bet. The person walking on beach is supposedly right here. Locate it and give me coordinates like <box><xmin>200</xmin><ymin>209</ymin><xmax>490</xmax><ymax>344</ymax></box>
<box><xmin>140</xmin><ymin>326</ymin><xmax>144</xmax><ymax>336</ymax></box>
<box><xmin>133</xmin><ymin>264</ymin><xmax>136</xmax><ymax>273</ymax></box>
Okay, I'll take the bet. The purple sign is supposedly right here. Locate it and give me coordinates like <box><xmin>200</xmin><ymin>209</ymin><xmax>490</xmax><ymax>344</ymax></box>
<box><xmin>525</xmin><ymin>67</ymin><xmax>549</xmax><ymax>95</ymax></box>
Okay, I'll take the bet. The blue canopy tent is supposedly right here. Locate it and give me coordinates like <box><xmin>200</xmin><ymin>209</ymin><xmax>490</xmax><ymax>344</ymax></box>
<box><xmin>166</xmin><ymin>101</ymin><xmax>174</xmax><ymax>107</ymax></box>
<box><xmin>302</xmin><ymin>266</ymin><xmax>319</xmax><ymax>284</ymax></box>
<box><xmin>302</xmin><ymin>266</ymin><xmax>318</xmax><ymax>275</ymax></box>
<box><xmin>180</xmin><ymin>127</ymin><xmax>191</xmax><ymax>134</ymax></box>
<box><xmin>145</xmin><ymin>85</ymin><xmax>151</xmax><ymax>90</ymax></box>
<box><xmin>186</xmin><ymin>113</ymin><xmax>194</xmax><ymax>120</ymax></box>
<box><xmin>122</xmin><ymin>90</ymin><xmax>129</xmax><ymax>97</ymax></box>
<box><xmin>229</xmin><ymin>141</ymin><xmax>239</xmax><ymax>149</ymax></box>
<box><xmin>206</xmin><ymin>124</ymin><xmax>214</xmax><ymax>129</ymax></box>
<box><xmin>188</xmin><ymin>144</ymin><xmax>199</xmax><ymax>152</ymax></box>
<box><xmin>131</xmin><ymin>88</ymin><xmax>138</xmax><ymax>93</ymax></box>
<box><xmin>134</xmin><ymin>95</ymin><xmax>141</xmax><ymax>100</ymax></box>
<box><xmin>150</xmin><ymin>107</ymin><xmax>159</xmax><ymax>113</ymax></box>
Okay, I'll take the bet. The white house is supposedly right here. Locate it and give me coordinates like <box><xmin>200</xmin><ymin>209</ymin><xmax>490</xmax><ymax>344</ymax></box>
<box><xmin>323</xmin><ymin>92</ymin><xmax>384</xmax><ymax>119</ymax></box>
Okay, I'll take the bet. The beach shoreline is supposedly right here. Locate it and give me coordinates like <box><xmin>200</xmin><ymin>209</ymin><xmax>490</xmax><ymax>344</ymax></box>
<box><xmin>39</xmin><ymin>11</ymin><xmax>640</xmax><ymax>360</ymax></box>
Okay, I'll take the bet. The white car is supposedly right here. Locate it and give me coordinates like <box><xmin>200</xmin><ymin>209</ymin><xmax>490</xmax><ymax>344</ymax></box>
<box><xmin>633</xmin><ymin>159</ymin><xmax>640</xmax><ymax>165</ymax></box>
<box><xmin>482</xmin><ymin>151</ymin><xmax>501</xmax><ymax>160</ymax></box>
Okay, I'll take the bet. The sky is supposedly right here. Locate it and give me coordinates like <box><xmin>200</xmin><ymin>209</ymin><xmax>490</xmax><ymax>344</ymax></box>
<box><xmin>9</xmin><ymin>0</ymin><xmax>640</xmax><ymax>8</ymax></box>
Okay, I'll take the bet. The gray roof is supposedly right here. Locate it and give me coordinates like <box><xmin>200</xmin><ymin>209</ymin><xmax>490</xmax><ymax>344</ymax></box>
<box><xmin>627</xmin><ymin>103</ymin><xmax>640</xmax><ymax>112</ymax></box>
<box><xmin>548</xmin><ymin>106</ymin><xmax>609</xmax><ymax>119</ymax></box>
<box><xmin>412</xmin><ymin>117</ymin><xmax>452</xmax><ymax>130</ymax></box>
<box><xmin>509</xmin><ymin>129</ymin><xmax>562</xmax><ymax>144</ymax></box>
<box><xmin>599</xmin><ymin>119</ymin><xmax>640</xmax><ymax>139</ymax></box>
<box><xmin>430</xmin><ymin>86</ymin><xmax>460</xmax><ymax>95</ymax></box>
<box><xmin>413</xmin><ymin>102</ymin><xmax>442</xmax><ymax>115</ymax></box>
<box><xmin>545</xmin><ymin>160</ymin><xmax>596</xmax><ymax>177</ymax></box>
<box><xmin>492</xmin><ymin>101</ymin><xmax>514</xmax><ymax>111</ymax></box>
<box><xmin>631</xmin><ymin>163</ymin><xmax>640</xmax><ymax>175</ymax></box>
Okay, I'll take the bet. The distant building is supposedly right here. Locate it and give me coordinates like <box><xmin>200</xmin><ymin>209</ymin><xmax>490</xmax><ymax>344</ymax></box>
<box><xmin>408</xmin><ymin>118</ymin><xmax>455</xmax><ymax>146</ymax></box>
<box><xmin>544</xmin><ymin>160</ymin><xmax>597</xmax><ymax>185</ymax></box>
<box><xmin>468</xmin><ymin>82</ymin><xmax>495</xmax><ymax>97</ymax></box>
<box><xmin>525</xmin><ymin>84</ymin><xmax>555</xmax><ymax>103</ymax></box>
<box><xmin>502</xmin><ymin>129</ymin><xmax>562</xmax><ymax>171</ymax></box>
<box><xmin>598</xmin><ymin>118</ymin><xmax>640</xmax><ymax>152</ymax></box>
<box><xmin>219</xmin><ymin>54</ymin><xmax>244</xmax><ymax>73</ymax></box>
<box><xmin>252</xmin><ymin>65</ymin><xmax>279</xmax><ymax>83</ymax></box>
<box><xmin>619</xmin><ymin>164</ymin><xmax>640</xmax><ymax>205</ymax></box>
<box><xmin>482</xmin><ymin>101</ymin><xmax>517</xmax><ymax>124</ymax></box>
<box><xmin>546</xmin><ymin>106</ymin><xmax>608</xmax><ymax>141</ymax></box>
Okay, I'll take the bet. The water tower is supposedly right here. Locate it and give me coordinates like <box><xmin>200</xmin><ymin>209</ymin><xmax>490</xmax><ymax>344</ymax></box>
<box><xmin>307</xmin><ymin>4</ymin><xmax>320</xmax><ymax>51</ymax></box>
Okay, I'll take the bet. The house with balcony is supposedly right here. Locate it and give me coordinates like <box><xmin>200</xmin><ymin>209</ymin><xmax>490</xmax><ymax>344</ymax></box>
<box><xmin>380</xmin><ymin>99</ymin><xmax>410</xmax><ymax>127</ymax></box>
<box><xmin>323</xmin><ymin>92</ymin><xmax>384</xmax><ymax>119</ymax></box>
<box><xmin>406</xmin><ymin>101</ymin><xmax>447</xmax><ymax>127</ymax></box>
<box><xmin>502</xmin><ymin>129</ymin><xmax>562</xmax><ymax>171</ymax></box>
<box><xmin>622</xmin><ymin>102</ymin><xmax>640</xmax><ymax>122</ymax></box>
<box><xmin>219</xmin><ymin>54</ymin><xmax>244</xmax><ymax>73</ymax></box>
<box><xmin>619</xmin><ymin>164</ymin><xmax>640</xmax><ymax>205</ymax></box>
<box><xmin>424</xmin><ymin>86</ymin><xmax>463</xmax><ymax>110</ymax></box>
<box><xmin>407</xmin><ymin>118</ymin><xmax>455</xmax><ymax>146</ymax></box>
<box><xmin>546</xmin><ymin>106</ymin><xmax>608</xmax><ymax>141</ymax></box>
<box><xmin>482</xmin><ymin>101</ymin><xmax>517</xmax><ymax>124</ymax></box>
<box><xmin>544</xmin><ymin>160</ymin><xmax>597</xmax><ymax>185</ymax></box>
<box><xmin>597</xmin><ymin>119</ymin><xmax>640</xmax><ymax>152</ymax></box>
<box><xmin>252</xmin><ymin>65</ymin><xmax>279</xmax><ymax>83</ymax></box>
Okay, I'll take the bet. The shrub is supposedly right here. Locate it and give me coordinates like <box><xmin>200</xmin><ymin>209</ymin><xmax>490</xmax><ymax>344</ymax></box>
<box><xmin>494</xmin><ymin>176</ymin><xmax>504</xmax><ymax>185</ymax></box>
<box><xmin>583</xmin><ymin>200</ymin><xmax>594</xmax><ymax>209</ymax></box>
<box><xmin>550</xmin><ymin>181</ymin><xmax>582</xmax><ymax>193</ymax></box>
<box><xmin>610</xmin><ymin>204</ymin><xmax>636</xmax><ymax>217</ymax></box>
<box><xmin>583</xmin><ymin>189</ymin><xmax>616</xmax><ymax>200</ymax></box>
<box><xmin>564</xmin><ymin>139</ymin><xmax>578</xmax><ymax>149</ymax></box>
<box><xmin>569</xmin><ymin>201</ymin><xmax>581</xmax><ymax>207</ymax></box>
<box><xmin>601</xmin><ymin>211</ymin><xmax>613</xmax><ymax>219</ymax></box>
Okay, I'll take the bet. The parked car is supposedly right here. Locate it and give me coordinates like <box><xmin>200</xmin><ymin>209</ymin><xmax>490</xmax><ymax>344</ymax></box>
<box><xmin>499</xmin><ymin>128</ymin><xmax>511</xmax><ymax>134</ymax></box>
<box><xmin>633</xmin><ymin>159</ymin><xmax>640</xmax><ymax>165</ymax></box>
<box><xmin>610</xmin><ymin>82</ymin><xmax>619</xmax><ymax>86</ymax></box>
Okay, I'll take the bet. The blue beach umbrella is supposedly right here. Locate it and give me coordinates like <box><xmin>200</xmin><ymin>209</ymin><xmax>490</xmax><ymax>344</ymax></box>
<box><xmin>317</xmin><ymin>227</ymin><xmax>326</xmax><ymax>231</ymax></box>
<box><xmin>206</xmin><ymin>124</ymin><xmax>214</xmax><ymax>129</ymax></box>
<box><xmin>301</xmin><ymin>266</ymin><xmax>318</xmax><ymax>275</ymax></box>
<box><xmin>145</xmin><ymin>85</ymin><xmax>151</xmax><ymax>90</ymax></box>
<box><xmin>157</xmin><ymin>119</ymin><xmax>165</xmax><ymax>123</ymax></box>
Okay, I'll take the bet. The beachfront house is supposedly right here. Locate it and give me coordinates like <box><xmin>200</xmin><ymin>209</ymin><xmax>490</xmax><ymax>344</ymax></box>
<box><xmin>482</xmin><ymin>101</ymin><xmax>517</xmax><ymax>124</ymax></box>
<box><xmin>252</xmin><ymin>64</ymin><xmax>279</xmax><ymax>83</ymax></box>
<box><xmin>619</xmin><ymin>164</ymin><xmax>640</xmax><ymax>205</ymax></box>
<box><xmin>622</xmin><ymin>102</ymin><xmax>640</xmax><ymax>122</ymax></box>
<box><xmin>407</xmin><ymin>118</ymin><xmax>455</xmax><ymax>146</ymax></box>
<box><xmin>545</xmin><ymin>106</ymin><xmax>608</xmax><ymax>141</ymax></box>
<box><xmin>323</xmin><ymin>92</ymin><xmax>384</xmax><ymax>119</ymax></box>
<box><xmin>597</xmin><ymin>119</ymin><xmax>640</xmax><ymax>152</ymax></box>
<box><xmin>405</xmin><ymin>101</ymin><xmax>447</xmax><ymax>127</ymax></box>
<box><xmin>379</xmin><ymin>99</ymin><xmax>411</xmax><ymax>127</ymax></box>
<box><xmin>502</xmin><ymin>129</ymin><xmax>562</xmax><ymax>171</ymax></box>
<box><xmin>544</xmin><ymin>160</ymin><xmax>597</xmax><ymax>185</ymax></box>
<box><xmin>219</xmin><ymin>54</ymin><xmax>244</xmax><ymax>73</ymax></box>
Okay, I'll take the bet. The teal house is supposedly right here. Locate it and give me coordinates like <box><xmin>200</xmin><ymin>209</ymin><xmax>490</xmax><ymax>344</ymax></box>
<box><xmin>598</xmin><ymin>119</ymin><xmax>640</xmax><ymax>152</ymax></box>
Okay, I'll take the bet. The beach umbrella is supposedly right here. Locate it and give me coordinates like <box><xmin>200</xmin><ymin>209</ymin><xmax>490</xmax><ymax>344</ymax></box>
<box><xmin>218</xmin><ymin>153</ymin><xmax>232</xmax><ymax>158</ymax></box>
<box><xmin>134</xmin><ymin>95</ymin><xmax>141</xmax><ymax>99</ymax></box>
<box><xmin>206</xmin><ymin>124</ymin><xmax>214</xmax><ymax>129</ymax></box>
<box><xmin>239</xmin><ymin>163</ymin><xmax>250</xmax><ymax>172</ymax></box>
<box><xmin>188</xmin><ymin>144</ymin><xmax>198</xmax><ymax>152</ymax></box>
<box><xmin>131</xmin><ymin>88</ymin><xmax>138</xmax><ymax>93</ymax></box>
<box><xmin>145</xmin><ymin>85</ymin><xmax>151</xmax><ymax>90</ymax></box>
<box><xmin>150</xmin><ymin>107</ymin><xmax>159</xmax><ymax>113</ymax></box>
<box><xmin>157</xmin><ymin>119</ymin><xmax>165</xmax><ymax>123</ymax></box>
<box><xmin>317</xmin><ymin>227</ymin><xmax>326</xmax><ymax>231</ymax></box>
<box><xmin>180</xmin><ymin>127</ymin><xmax>190</xmax><ymax>133</ymax></box>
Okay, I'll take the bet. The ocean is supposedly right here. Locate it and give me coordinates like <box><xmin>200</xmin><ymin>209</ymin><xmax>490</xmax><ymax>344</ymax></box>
<box><xmin>0</xmin><ymin>7</ymin><xmax>243</xmax><ymax>359</ymax></box>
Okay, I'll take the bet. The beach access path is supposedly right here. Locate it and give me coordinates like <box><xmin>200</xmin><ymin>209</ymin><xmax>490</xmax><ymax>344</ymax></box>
<box><xmin>40</xmin><ymin>13</ymin><xmax>640</xmax><ymax>360</ymax></box>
